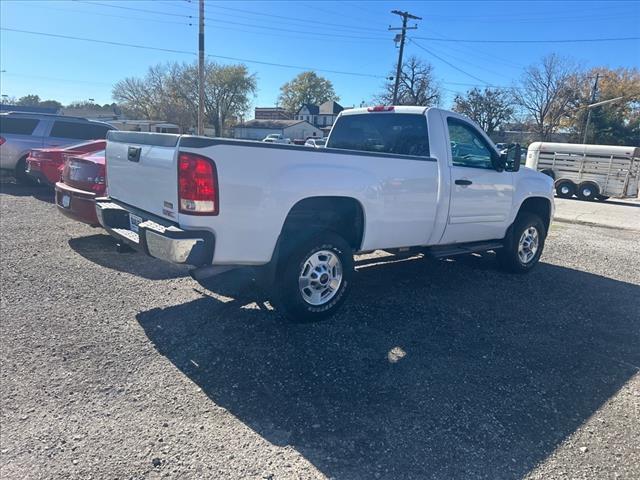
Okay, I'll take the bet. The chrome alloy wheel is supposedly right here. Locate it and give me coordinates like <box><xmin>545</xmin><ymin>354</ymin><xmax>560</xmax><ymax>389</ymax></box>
<box><xmin>518</xmin><ymin>226</ymin><xmax>540</xmax><ymax>264</ymax></box>
<box><xmin>560</xmin><ymin>185</ymin><xmax>571</xmax><ymax>195</ymax></box>
<box><xmin>298</xmin><ymin>250</ymin><xmax>343</xmax><ymax>306</ymax></box>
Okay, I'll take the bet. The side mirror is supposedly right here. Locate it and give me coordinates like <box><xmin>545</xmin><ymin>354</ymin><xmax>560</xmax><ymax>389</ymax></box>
<box><xmin>501</xmin><ymin>143</ymin><xmax>521</xmax><ymax>172</ymax></box>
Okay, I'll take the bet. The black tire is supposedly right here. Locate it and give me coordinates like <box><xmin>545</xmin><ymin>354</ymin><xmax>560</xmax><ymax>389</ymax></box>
<box><xmin>576</xmin><ymin>182</ymin><xmax>599</xmax><ymax>201</ymax></box>
<box><xmin>273</xmin><ymin>231</ymin><xmax>354</xmax><ymax>322</ymax></box>
<box><xmin>555</xmin><ymin>180</ymin><xmax>575</xmax><ymax>199</ymax></box>
<box><xmin>497</xmin><ymin>212</ymin><xmax>546</xmax><ymax>274</ymax></box>
<box><xmin>596</xmin><ymin>195</ymin><xmax>609</xmax><ymax>202</ymax></box>
<box><xmin>14</xmin><ymin>156</ymin><xmax>35</xmax><ymax>185</ymax></box>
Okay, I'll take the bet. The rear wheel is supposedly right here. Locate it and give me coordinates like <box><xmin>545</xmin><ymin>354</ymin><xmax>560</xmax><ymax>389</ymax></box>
<box><xmin>497</xmin><ymin>213</ymin><xmax>546</xmax><ymax>273</ymax></box>
<box><xmin>577</xmin><ymin>182</ymin><xmax>599</xmax><ymax>201</ymax></box>
<box><xmin>273</xmin><ymin>231</ymin><xmax>353</xmax><ymax>322</ymax></box>
<box><xmin>555</xmin><ymin>180</ymin><xmax>575</xmax><ymax>199</ymax></box>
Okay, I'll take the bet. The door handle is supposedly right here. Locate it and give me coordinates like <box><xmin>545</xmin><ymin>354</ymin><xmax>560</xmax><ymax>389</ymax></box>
<box><xmin>455</xmin><ymin>179</ymin><xmax>473</xmax><ymax>186</ymax></box>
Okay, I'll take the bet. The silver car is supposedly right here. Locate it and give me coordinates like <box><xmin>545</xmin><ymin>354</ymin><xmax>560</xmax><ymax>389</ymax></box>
<box><xmin>0</xmin><ymin>111</ymin><xmax>115</xmax><ymax>183</ymax></box>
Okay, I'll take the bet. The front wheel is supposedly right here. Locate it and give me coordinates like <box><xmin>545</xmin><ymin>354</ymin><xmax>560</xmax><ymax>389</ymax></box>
<box><xmin>274</xmin><ymin>232</ymin><xmax>354</xmax><ymax>322</ymax></box>
<box><xmin>497</xmin><ymin>213</ymin><xmax>546</xmax><ymax>273</ymax></box>
<box><xmin>14</xmin><ymin>156</ymin><xmax>35</xmax><ymax>185</ymax></box>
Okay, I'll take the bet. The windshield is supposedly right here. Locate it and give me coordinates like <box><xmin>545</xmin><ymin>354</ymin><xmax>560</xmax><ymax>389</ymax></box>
<box><xmin>327</xmin><ymin>113</ymin><xmax>430</xmax><ymax>157</ymax></box>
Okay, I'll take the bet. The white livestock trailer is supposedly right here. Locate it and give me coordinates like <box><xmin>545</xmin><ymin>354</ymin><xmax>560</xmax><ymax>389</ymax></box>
<box><xmin>526</xmin><ymin>142</ymin><xmax>640</xmax><ymax>201</ymax></box>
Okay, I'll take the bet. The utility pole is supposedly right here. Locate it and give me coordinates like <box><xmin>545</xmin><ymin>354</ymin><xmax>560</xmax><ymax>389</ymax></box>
<box><xmin>582</xmin><ymin>73</ymin><xmax>599</xmax><ymax>144</ymax></box>
<box><xmin>389</xmin><ymin>10</ymin><xmax>421</xmax><ymax>105</ymax></box>
<box><xmin>197</xmin><ymin>0</ymin><xmax>205</xmax><ymax>136</ymax></box>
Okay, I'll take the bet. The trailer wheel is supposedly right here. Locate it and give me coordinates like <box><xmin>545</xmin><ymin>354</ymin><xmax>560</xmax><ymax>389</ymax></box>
<box><xmin>577</xmin><ymin>182</ymin><xmax>599</xmax><ymax>201</ymax></box>
<box><xmin>555</xmin><ymin>180</ymin><xmax>575</xmax><ymax>199</ymax></box>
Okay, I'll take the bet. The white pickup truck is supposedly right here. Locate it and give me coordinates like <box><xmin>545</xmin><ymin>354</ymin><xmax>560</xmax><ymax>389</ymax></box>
<box><xmin>96</xmin><ymin>106</ymin><xmax>554</xmax><ymax>321</ymax></box>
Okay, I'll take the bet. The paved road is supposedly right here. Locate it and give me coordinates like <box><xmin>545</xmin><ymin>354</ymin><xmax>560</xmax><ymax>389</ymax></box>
<box><xmin>554</xmin><ymin>197</ymin><xmax>640</xmax><ymax>232</ymax></box>
<box><xmin>1</xmin><ymin>182</ymin><xmax>639</xmax><ymax>480</ymax></box>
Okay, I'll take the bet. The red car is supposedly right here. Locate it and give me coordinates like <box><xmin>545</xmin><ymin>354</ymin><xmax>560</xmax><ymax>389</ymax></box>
<box><xmin>55</xmin><ymin>149</ymin><xmax>106</xmax><ymax>226</ymax></box>
<box><xmin>27</xmin><ymin>140</ymin><xmax>106</xmax><ymax>186</ymax></box>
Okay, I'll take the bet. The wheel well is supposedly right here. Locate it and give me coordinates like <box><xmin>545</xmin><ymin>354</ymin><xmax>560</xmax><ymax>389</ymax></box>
<box><xmin>281</xmin><ymin>196</ymin><xmax>365</xmax><ymax>250</ymax></box>
<box><xmin>518</xmin><ymin>197</ymin><xmax>552</xmax><ymax>233</ymax></box>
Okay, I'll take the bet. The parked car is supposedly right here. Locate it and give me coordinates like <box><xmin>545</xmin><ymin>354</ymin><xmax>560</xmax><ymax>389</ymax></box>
<box><xmin>0</xmin><ymin>111</ymin><xmax>115</xmax><ymax>183</ymax></box>
<box><xmin>55</xmin><ymin>149</ymin><xmax>106</xmax><ymax>226</ymax></box>
<box><xmin>526</xmin><ymin>142</ymin><xmax>639</xmax><ymax>201</ymax></box>
<box><xmin>304</xmin><ymin>138</ymin><xmax>327</xmax><ymax>148</ymax></box>
<box><xmin>95</xmin><ymin>106</ymin><xmax>554</xmax><ymax>321</ymax></box>
<box><xmin>262</xmin><ymin>133</ymin><xmax>291</xmax><ymax>144</ymax></box>
<box><xmin>26</xmin><ymin>139</ymin><xmax>106</xmax><ymax>186</ymax></box>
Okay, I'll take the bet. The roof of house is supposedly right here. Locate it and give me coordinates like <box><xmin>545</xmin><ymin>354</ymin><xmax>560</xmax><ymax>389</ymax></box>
<box><xmin>236</xmin><ymin>119</ymin><xmax>310</xmax><ymax>129</ymax></box>
<box><xmin>298</xmin><ymin>104</ymin><xmax>320</xmax><ymax>115</ymax></box>
<box><xmin>319</xmin><ymin>100</ymin><xmax>344</xmax><ymax>115</ymax></box>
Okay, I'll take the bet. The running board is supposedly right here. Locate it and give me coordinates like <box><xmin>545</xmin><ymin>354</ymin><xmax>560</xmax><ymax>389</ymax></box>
<box><xmin>425</xmin><ymin>241</ymin><xmax>504</xmax><ymax>259</ymax></box>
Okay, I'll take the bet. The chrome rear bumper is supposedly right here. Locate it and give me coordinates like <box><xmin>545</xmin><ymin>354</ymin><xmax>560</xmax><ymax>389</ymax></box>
<box><xmin>95</xmin><ymin>199</ymin><xmax>214</xmax><ymax>266</ymax></box>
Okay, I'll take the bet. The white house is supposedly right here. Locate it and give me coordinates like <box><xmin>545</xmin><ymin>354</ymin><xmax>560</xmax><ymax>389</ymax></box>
<box><xmin>295</xmin><ymin>101</ymin><xmax>344</xmax><ymax>130</ymax></box>
<box><xmin>234</xmin><ymin>119</ymin><xmax>323</xmax><ymax>141</ymax></box>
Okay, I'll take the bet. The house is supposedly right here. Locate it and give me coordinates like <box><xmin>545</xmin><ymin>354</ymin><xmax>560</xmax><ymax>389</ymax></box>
<box><xmin>295</xmin><ymin>101</ymin><xmax>344</xmax><ymax>133</ymax></box>
<box><xmin>296</xmin><ymin>104</ymin><xmax>320</xmax><ymax>125</ymax></box>
<box><xmin>108</xmin><ymin>119</ymin><xmax>181</xmax><ymax>134</ymax></box>
<box><xmin>254</xmin><ymin>107</ymin><xmax>291</xmax><ymax>120</ymax></box>
<box><xmin>234</xmin><ymin>119</ymin><xmax>322</xmax><ymax>141</ymax></box>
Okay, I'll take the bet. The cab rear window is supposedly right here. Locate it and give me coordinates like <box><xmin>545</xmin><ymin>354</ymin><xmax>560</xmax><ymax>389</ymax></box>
<box><xmin>327</xmin><ymin>113</ymin><xmax>430</xmax><ymax>157</ymax></box>
<box><xmin>0</xmin><ymin>117</ymin><xmax>40</xmax><ymax>135</ymax></box>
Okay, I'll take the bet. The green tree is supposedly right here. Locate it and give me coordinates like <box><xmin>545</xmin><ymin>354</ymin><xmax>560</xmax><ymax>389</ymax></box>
<box><xmin>568</xmin><ymin>67</ymin><xmax>640</xmax><ymax>145</ymax></box>
<box><xmin>278</xmin><ymin>71</ymin><xmax>339</xmax><ymax>115</ymax></box>
<box><xmin>16</xmin><ymin>94</ymin><xmax>41</xmax><ymax>106</ymax></box>
<box><xmin>453</xmin><ymin>88</ymin><xmax>514</xmax><ymax>134</ymax></box>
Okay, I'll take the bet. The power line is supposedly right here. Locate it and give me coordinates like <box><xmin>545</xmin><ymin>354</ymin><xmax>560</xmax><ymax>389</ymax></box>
<box><xmin>412</xmin><ymin>36</ymin><xmax>640</xmax><ymax>44</ymax></box>
<box><xmin>202</xmin><ymin>17</ymin><xmax>383</xmax><ymax>40</ymax></box>
<box><xmin>74</xmin><ymin>1</ymin><xmax>194</xmax><ymax>19</ymax></box>
<box><xmin>408</xmin><ymin>38</ymin><xmax>489</xmax><ymax>85</ymax></box>
<box><xmin>0</xmin><ymin>28</ymin><xmax>386</xmax><ymax>79</ymax></box>
<box><xmin>204</xmin><ymin>3</ymin><xmax>384</xmax><ymax>34</ymax></box>
<box><xmin>25</xmin><ymin>2</ymin><xmax>193</xmax><ymax>27</ymax></box>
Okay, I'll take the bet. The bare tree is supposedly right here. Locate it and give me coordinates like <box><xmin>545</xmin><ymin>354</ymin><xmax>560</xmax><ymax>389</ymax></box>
<box><xmin>453</xmin><ymin>87</ymin><xmax>514</xmax><ymax>134</ymax></box>
<box><xmin>377</xmin><ymin>56</ymin><xmax>440</xmax><ymax>106</ymax></box>
<box><xmin>512</xmin><ymin>54</ymin><xmax>578</xmax><ymax>140</ymax></box>
<box><xmin>113</xmin><ymin>61</ymin><xmax>256</xmax><ymax>136</ymax></box>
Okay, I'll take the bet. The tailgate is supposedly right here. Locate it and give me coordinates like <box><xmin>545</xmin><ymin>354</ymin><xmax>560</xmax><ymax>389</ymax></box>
<box><xmin>106</xmin><ymin>131</ymin><xmax>180</xmax><ymax>221</ymax></box>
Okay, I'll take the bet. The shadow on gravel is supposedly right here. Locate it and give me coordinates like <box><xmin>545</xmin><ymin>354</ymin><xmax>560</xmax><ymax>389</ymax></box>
<box><xmin>0</xmin><ymin>178</ymin><xmax>55</xmax><ymax>204</ymax></box>
<box><xmin>137</xmin><ymin>254</ymin><xmax>640</xmax><ymax>479</ymax></box>
<box><xmin>68</xmin><ymin>234</ymin><xmax>190</xmax><ymax>280</ymax></box>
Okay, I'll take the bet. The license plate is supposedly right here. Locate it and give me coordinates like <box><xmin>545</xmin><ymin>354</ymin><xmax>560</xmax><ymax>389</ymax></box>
<box><xmin>61</xmin><ymin>195</ymin><xmax>71</xmax><ymax>208</ymax></box>
<box><xmin>129</xmin><ymin>213</ymin><xmax>143</xmax><ymax>233</ymax></box>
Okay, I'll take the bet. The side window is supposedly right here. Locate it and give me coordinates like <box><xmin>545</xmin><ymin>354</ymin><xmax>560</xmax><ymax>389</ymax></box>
<box><xmin>447</xmin><ymin>118</ymin><xmax>494</xmax><ymax>169</ymax></box>
<box><xmin>50</xmin><ymin>121</ymin><xmax>111</xmax><ymax>140</ymax></box>
<box><xmin>0</xmin><ymin>117</ymin><xmax>40</xmax><ymax>135</ymax></box>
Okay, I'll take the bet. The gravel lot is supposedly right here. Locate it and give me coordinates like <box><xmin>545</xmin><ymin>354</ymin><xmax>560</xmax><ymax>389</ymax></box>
<box><xmin>1</xmin><ymin>180</ymin><xmax>639</xmax><ymax>480</ymax></box>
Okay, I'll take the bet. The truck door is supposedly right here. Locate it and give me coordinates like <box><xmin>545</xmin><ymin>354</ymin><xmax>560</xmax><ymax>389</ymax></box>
<box><xmin>440</xmin><ymin>116</ymin><xmax>513</xmax><ymax>244</ymax></box>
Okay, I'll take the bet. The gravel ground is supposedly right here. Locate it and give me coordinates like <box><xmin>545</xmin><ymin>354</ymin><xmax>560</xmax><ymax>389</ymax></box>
<box><xmin>1</xmin><ymin>180</ymin><xmax>639</xmax><ymax>480</ymax></box>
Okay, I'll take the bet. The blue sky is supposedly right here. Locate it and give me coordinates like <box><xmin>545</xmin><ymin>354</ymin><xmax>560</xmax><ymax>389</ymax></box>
<box><xmin>1</xmin><ymin>0</ymin><xmax>639</xmax><ymax>110</ymax></box>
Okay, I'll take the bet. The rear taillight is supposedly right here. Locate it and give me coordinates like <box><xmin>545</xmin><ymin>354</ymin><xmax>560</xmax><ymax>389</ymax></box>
<box><xmin>178</xmin><ymin>152</ymin><xmax>218</xmax><ymax>215</ymax></box>
<box><xmin>367</xmin><ymin>105</ymin><xmax>395</xmax><ymax>112</ymax></box>
<box><xmin>0</xmin><ymin>136</ymin><xmax>5</xmax><ymax>146</ymax></box>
